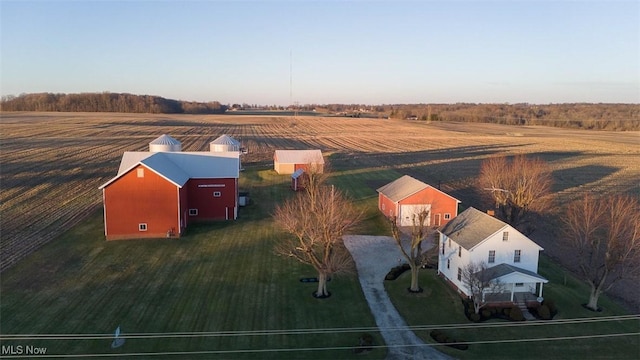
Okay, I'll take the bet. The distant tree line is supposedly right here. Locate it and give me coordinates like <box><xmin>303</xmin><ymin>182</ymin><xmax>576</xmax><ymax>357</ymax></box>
<box><xmin>3</xmin><ymin>93</ymin><xmax>638</xmax><ymax>130</ymax></box>
<box><xmin>313</xmin><ymin>103</ymin><xmax>640</xmax><ymax>130</ymax></box>
<box><xmin>0</xmin><ymin>92</ymin><xmax>227</xmax><ymax>114</ymax></box>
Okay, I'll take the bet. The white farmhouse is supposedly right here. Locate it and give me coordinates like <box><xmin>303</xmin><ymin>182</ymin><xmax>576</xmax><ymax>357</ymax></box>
<box><xmin>437</xmin><ymin>207</ymin><xmax>548</xmax><ymax>305</ymax></box>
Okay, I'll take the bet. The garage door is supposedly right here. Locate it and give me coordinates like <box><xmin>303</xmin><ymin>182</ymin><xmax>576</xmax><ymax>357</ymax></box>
<box><xmin>399</xmin><ymin>204</ymin><xmax>431</xmax><ymax>226</ymax></box>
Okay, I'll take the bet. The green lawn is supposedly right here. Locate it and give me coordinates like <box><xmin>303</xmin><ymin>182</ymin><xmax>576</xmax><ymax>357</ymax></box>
<box><xmin>0</xmin><ymin>168</ymin><xmax>385</xmax><ymax>359</ymax></box>
<box><xmin>385</xmin><ymin>256</ymin><xmax>639</xmax><ymax>359</ymax></box>
<box><xmin>2</xmin><ymin>164</ymin><xmax>638</xmax><ymax>359</ymax></box>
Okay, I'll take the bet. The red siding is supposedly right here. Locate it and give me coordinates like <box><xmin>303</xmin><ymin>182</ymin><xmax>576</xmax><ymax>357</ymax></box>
<box><xmin>103</xmin><ymin>165</ymin><xmax>179</xmax><ymax>240</ymax></box>
<box><xmin>398</xmin><ymin>187</ymin><xmax>459</xmax><ymax>226</ymax></box>
<box><xmin>378</xmin><ymin>194</ymin><xmax>397</xmax><ymax>219</ymax></box>
<box><xmin>186</xmin><ymin>178</ymin><xmax>237</xmax><ymax>220</ymax></box>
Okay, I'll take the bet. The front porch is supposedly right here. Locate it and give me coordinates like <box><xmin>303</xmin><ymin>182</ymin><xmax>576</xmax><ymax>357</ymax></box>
<box><xmin>484</xmin><ymin>291</ymin><xmax>540</xmax><ymax>307</ymax></box>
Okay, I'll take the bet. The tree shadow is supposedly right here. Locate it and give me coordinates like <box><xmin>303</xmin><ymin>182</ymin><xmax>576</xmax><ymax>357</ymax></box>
<box><xmin>551</xmin><ymin>165</ymin><xmax>620</xmax><ymax>193</ymax></box>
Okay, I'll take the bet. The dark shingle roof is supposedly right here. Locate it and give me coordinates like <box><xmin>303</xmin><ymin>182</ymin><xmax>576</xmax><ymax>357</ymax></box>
<box><xmin>475</xmin><ymin>263</ymin><xmax>548</xmax><ymax>283</ymax></box>
<box><xmin>440</xmin><ymin>207</ymin><xmax>506</xmax><ymax>250</ymax></box>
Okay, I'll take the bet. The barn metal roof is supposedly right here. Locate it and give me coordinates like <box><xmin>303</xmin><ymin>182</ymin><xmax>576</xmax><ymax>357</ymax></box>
<box><xmin>439</xmin><ymin>207</ymin><xmax>509</xmax><ymax>250</ymax></box>
<box><xmin>376</xmin><ymin>175</ymin><xmax>429</xmax><ymax>202</ymax></box>
<box><xmin>149</xmin><ymin>134</ymin><xmax>181</xmax><ymax>145</ymax></box>
<box><xmin>210</xmin><ymin>134</ymin><xmax>240</xmax><ymax>146</ymax></box>
<box><xmin>99</xmin><ymin>151</ymin><xmax>240</xmax><ymax>189</ymax></box>
<box><xmin>274</xmin><ymin>150</ymin><xmax>324</xmax><ymax>164</ymax></box>
<box><xmin>377</xmin><ymin>175</ymin><xmax>461</xmax><ymax>204</ymax></box>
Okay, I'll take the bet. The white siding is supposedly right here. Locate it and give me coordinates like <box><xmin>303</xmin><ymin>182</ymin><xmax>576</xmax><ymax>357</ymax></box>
<box><xmin>399</xmin><ymin>204</ymin><xmax>431</xmax><ymax>226</ymax></box>
<box><xmin>438</xmin><ymin>234</ymin><xmax>472</xmax><ymax>296</ymax></box>
<box><xmin>470</xmin><ymin>228</ymin><xmax>540</xmax><ymax>273</ymax></box>
<box><xmin>438</xmin><ymin>223</ymin><xmax>544</xmax><ymax>297</ymax></box>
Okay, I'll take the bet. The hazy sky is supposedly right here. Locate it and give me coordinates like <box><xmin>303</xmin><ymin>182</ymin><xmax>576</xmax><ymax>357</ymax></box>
<box><xmin>1</xmin><ymin>1</ymin><xmax>638</xmax><ymax>105</ymax></box>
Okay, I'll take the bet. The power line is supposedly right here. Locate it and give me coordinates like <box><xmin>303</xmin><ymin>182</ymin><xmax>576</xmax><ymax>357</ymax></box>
<box><xmin>1</xmin><ymin>315</ymin><xmax>637</xmax><ymax>341</ymax></box>
<box><xmin>0</xmin><ymin>332</ymin><xmax>638</xmax><ymax>359</ymax></box>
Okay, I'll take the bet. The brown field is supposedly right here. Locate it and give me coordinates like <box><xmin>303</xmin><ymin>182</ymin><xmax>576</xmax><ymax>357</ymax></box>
<box><xmin>1</xmin><ymin>111</ymin><xmax>639</xmax><ymax>308</ymax></box>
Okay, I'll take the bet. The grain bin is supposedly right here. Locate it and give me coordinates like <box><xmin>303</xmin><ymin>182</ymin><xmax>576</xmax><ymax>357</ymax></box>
<box><xmin>210</xmin><ymin>135</ymin><xmax>241</xmax><ymax>152</ymax></box>
<box><xmin>149</xmin><ymin>134</ymin><xmax>182</xmax><ymax>152</ymax></box>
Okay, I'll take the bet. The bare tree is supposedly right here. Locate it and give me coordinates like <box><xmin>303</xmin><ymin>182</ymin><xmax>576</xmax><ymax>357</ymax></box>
<box><xmin>563</xmin><ymin>194</ymin><xmax>640</xmax><ymax>311</ymax></box>
<box><xmin>389</xmin><ymin>207</ymin><xmax>436</xmax><ymax>292</ymax></box>
<box><xmin>461</xmin><ymin>261</ymin><xmax>505</xmax><ymax>314</ymax></box>
<box><xmin>478</xmin><ymin>155</ymin><xmax>553</xmax><ymax>227</ymax></box>
<box><xmin>301</xmin><ymin>160</ymin><xmax>329</xmax><ymax>211</ymax></box>
<box><xmin>274</xmin><ymin>184</ymin><xmax>361</xmax><ymax>298</ymax></box>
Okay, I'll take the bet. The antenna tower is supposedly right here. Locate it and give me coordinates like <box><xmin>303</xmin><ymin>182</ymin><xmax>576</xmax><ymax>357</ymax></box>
<box><xmin>290</xmin><ymin>50</ymin><xmax>298</xmax><ymax>119</ymax></box>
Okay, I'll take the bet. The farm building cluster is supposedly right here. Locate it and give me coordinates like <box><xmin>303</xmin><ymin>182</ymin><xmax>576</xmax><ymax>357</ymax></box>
<box><xmin>99</xmin><ymin>134</ymin><xmax>242</xmax><ymax>240</ymax></box>
<box><xmin>100</xmin><ymin>138</ymin><xmax>548</xmax><ymax>303</ymax></box>
<box><xmin>375</xmin><ymin>175</ymin><xmax>548</xmax><ymax>304</ymax></box>
<box><xmin>99</xmin><ymin>135</ymin><xmax>325</xmax><ymax>240</ymax></box>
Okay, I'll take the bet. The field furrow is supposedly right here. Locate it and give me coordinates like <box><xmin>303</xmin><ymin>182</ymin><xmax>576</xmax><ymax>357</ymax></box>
<box><xmin>1</xmin><ymin>112</ymin><xmax>639</xmax><ymax>275</ymax></box>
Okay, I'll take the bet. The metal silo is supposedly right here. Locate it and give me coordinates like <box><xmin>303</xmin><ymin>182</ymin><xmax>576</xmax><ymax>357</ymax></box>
<box><xmin>210</xmin><ymin>135</ymin><xmax>240</xmax><ymax>152</ymax></box>
<box><xmin>149</xmin><ymin>134</ymin><xmax>182</xmax><ymax>152</ymax></box>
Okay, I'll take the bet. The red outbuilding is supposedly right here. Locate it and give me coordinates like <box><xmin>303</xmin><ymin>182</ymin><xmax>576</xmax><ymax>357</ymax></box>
<box><xmin>99</xmin><ymin>135</ymin><xmax>240</xmax><ymax>240</ymax></box>
<box><xmin>377</xmin><ymin>175</ymin><xmax>461</xmax><ymax>227</ymax></box>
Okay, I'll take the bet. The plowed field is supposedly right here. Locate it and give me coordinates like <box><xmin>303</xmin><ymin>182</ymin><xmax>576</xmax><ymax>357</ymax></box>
<box><xmin>2</xmin><ymin>112</ymin><xmax>638</xmax><ymax>294</ymax></box>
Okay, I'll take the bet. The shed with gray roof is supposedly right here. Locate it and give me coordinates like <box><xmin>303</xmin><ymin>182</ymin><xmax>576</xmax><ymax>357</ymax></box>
<box><xmin>274</xmin><ymin>149</ymin><xmax>324</xmax><ymax>175</ymax></box>
<box><xmin>377</xmin><ymin>175</ymin><xmax>460</xmax><ymax>227</ymax></box>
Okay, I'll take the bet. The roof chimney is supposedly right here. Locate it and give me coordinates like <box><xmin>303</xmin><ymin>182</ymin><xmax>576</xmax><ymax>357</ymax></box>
<box><xmin>487</xmin><ymin>210</ymin><xmax>495</xmax><ymax>217</ymax></box>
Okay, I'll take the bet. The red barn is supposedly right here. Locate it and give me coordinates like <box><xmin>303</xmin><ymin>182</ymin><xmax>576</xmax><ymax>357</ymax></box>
<box><xmin>377</xmin><ymin>175</ymin><xmax>460</xmax><ymax>227</ymax></box>
<box><xmin>99</xmin><ymin>136</ymin><xmax>240</xmax><ymax>240</ymax></box>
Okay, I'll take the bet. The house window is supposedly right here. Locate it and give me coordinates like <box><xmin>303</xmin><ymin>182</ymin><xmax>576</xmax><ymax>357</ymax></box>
<box><xmin>514</xmin><ymin>250</ymin><xmax>521</xmax><ymax>263</ymax></box>
<box><xmin>213</xmin><ymin>191</ymin><xmax>221</xmax><ymax>197</ymax></box>
<box><xmin>382</xmin><ymin>203</ymin><xmax>385</xmax><ymax>210</ymax></box>
<box><xmin>139</xmin><ymin>223</ymin><xmax>147</xmax><ymax>231</ymax></box>
<box><xmin>458</xmin><ymin>246</ymin><xmax>461</xmax><ymax>257</ymax></box>
<box><xmin>503</xmin><ymin>231</ymin><xmax>509</xmax><ymax>241</ymax></box>
<box><xmin>457</xmin><ymin>268</ymin><xmax>462</xmax><ymax>281</ymax></box>
<box><xmin>444</xmin><ymin>213</ymin><xmax>451</xmax><ymax>220</ymax></box>
<box><xmin>515</xmin><ymin>282</ymin><xmax>524</xmax><ymax>287</ymax></box>
<box><xmin>189</xmin><ymin>209</ymin><xmax>198</xmax><ymax>216</ymax></box>
<box><xmin>441</xmin><ymin>243</ymin><xmax>445</xmax><ymax>255</ymax></box>
<box><xmin>488</xmin><ymin>250</ymin><xmax>496</xmax><ymax>263</ymax></box>
<box><xmin>448</xmin><ymin>238</ymin><xmax>451</xmax><ymax>248</ymax></box>
<box><xmin>137</xmin><ymin>168</ymin><xmax>144</xmax><ymax>178</ymax></box>
<box><xmin>447</xmin><ymin>259</ymin><xmax>450</xmax><ymax>269</ymax></box>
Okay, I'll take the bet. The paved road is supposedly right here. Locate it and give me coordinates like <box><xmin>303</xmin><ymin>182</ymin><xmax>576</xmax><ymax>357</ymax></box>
<box><xmin>343</xmin><ymin>235</ymin><xmax>453</xmax><ymax>360</ymax></box>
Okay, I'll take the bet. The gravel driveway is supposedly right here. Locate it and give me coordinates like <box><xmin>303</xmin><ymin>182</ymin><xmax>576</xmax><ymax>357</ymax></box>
<box><xmin>343</xmin><ymin>235</ymin><xmax>453</xmax><ymax>360</ymax></box>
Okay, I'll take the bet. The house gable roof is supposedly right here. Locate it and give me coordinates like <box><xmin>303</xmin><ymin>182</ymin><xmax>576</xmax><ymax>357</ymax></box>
<box><xmin>99</xmin><ymin>151</ymin><xmax>239</xmax><ymax>189</ymax></box>
<box><xmin>475</xmin><ymin>263</ymin><xmax>548</xmax><ymax>283</ymax></box>
<box><xmin>274</xmin><ymin>150</ymin><xmax>324</xmax><ymax>164</ymax></box>
<box><xmin>440</xmin><ymin>207</ymin><xmax>511</xmax><ymax>250</ymax></box>
<box><xmin>376</xmin><ymin>175</ymin><xmax>461</xmax><ymax>203</ymax></box>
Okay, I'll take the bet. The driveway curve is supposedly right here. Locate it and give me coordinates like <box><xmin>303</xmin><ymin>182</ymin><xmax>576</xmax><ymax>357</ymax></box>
<box><xmin>343</xmin><ymin>235</ymin><xmax>453</xmax><ymax>360</ymax></box>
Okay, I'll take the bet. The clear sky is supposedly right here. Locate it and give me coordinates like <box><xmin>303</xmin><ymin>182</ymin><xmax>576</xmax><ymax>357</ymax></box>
<box><xmin>1</xmin><ymin>0</ymin><xmax>638</xmax><ymax>105</ymax></box>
